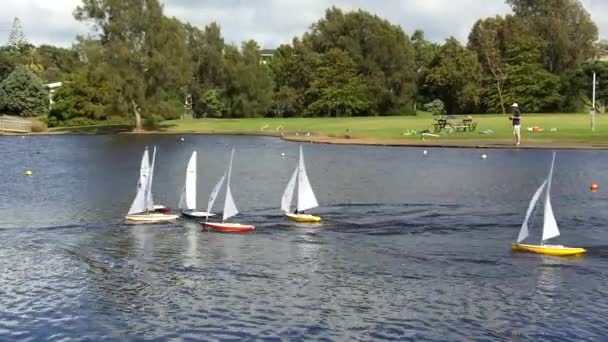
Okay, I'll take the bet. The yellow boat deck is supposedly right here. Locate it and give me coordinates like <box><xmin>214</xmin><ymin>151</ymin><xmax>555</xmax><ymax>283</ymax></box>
<box><xmin>512</xmin><ymin>243</ymin><xmax>586</xmax><ymax>256</ymax></box>
<box><xmin>285</xmin><ymin>213</ymin><xmax>322</xmax><ymax>223</ymax></box>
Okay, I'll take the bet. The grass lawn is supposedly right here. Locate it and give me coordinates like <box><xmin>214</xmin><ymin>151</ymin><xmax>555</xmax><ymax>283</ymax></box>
<box><xmin>159</xmin><ymin>112</ymin><xmax>608</xmax><ymax>147</ymax></box>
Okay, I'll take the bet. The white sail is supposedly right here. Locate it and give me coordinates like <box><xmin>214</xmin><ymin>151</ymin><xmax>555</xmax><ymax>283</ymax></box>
<box><xmin>179</xmin><ymin>151</ymin><xmax>197</xmax><ymax>210</ymax></box>
<box><xmin>206</xmin><ymin>173</ymin><xmax>225</xmax><ymax>215</ymax></box>
<box><xmin>542</xmin><ymin>153</ymin><xmax>560</xmax><ymax>243</ymax></box>
<box><xmin>517</xmin><ymin>179</ymin><xmax>547</xmax><ymax>243</ymax></box>
<box><xmin>145</xmin><ymin>146</ymin><xmax>157</xmax><ymax>212</ymax></box>
<box><xmin>128</xmin><ymin>148</ymin><xmax>150</xmax><ymax>215</ymax></box>
<box><xmin>297</xmin><ymin>146</ymin><xmax>318</xmax><ymax>212</ymax></box>
<box><xmin>222</xmin><ymin>149</ymin><xmax>239</xmax><ymax>221</ymax></box>
<box><xmin>281</xmin><ymin>167</ymin><xmax>298</xmax><ymax>213</ymax></box>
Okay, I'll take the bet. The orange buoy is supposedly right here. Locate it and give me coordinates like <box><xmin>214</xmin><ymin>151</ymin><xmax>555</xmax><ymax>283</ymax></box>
<box><xmin>591</xmin><ymin>183</ymin><xmax>599</xmax><ymax>191</ymax></box>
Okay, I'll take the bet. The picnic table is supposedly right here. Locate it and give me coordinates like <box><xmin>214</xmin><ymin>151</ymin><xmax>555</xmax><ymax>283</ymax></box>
<box><xmin>433</xmin><ymin>117</ymin><xmax>477</xmax><ymax>133</ymax></box>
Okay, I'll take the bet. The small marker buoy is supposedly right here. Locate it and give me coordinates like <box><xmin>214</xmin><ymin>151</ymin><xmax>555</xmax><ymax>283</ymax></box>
<box><xmin>423</xmin><ymin>150</ymin><xmax>428</xmax><ymax>156</ymax></box>
<box><xmin>25</xmin><ymin>170</ymin><xmax>32</xmax><ymax>176</ymax></box>
<box><xmin>591</xmin><ymin>183</ymin><xmax>599</xmax><ymax>191</ymax></box>
<box><xmin>481</xmin><ymin>154</ymin><xmax>488</xmax><ymax>159</ymax></box>
<box><xmin>281</xmin><ymin>153</ymin><xmax>285</xmax><ymax>157</ymax></box>
<box><xmin>180</xmin><ymin>137</ymin><xmax>184</xmax><ymax>141</ymax></box>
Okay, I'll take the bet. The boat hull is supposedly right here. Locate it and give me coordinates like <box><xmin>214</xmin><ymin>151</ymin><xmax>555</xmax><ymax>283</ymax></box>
<box><xmin>203</xmin><ymin>222</ymin><xmax>255</xmax><ymax>233</ymax></box>
<box><xmin>125</xmin><ymin>213</ymin><xmax>179</xmax><ymax>223</ymax></box>
<box><xmin>153</xmin><ymin>205</ymin><xmax>171</xmax><ymax>213</ymax></box>
<box><xmin>181</xmin><ymin>210</ymin><xmax>215</xmax><ymax>219</ymax></box>
<box><xmin>286</xmin><ymin>213</ymin><xmax>322</xmax><ymax>223</ymax></box>
<box><xmin>512</xmin><ymin>243</ymin><xmax>586</xmax><ymax>256</ymax></box>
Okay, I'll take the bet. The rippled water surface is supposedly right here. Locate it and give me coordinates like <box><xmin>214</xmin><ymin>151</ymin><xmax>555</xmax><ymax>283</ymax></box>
<box><xmin>1</xmin><ymin>135</ymin><xmax>608</xmax><ymax>341</ymax></box>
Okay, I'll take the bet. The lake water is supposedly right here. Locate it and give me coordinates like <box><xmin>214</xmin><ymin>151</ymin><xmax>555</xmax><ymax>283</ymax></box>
<box><xmin>1</xmin><ymin>135</ymin><xmax>608</xmax><ymax>341</ymax></box>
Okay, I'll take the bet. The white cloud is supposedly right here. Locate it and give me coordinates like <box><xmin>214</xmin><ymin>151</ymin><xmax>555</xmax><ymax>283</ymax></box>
<box><xmin>0</xmin><ymin>0</ymin><xmax>605</xmax><ymax>47</ymax></box>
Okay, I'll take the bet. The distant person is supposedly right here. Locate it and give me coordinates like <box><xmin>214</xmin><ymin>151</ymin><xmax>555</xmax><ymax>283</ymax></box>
<box><xmin>509</xmin><ymin>103</ymin><xmax>522</xmax><ymax>146</ymax></box>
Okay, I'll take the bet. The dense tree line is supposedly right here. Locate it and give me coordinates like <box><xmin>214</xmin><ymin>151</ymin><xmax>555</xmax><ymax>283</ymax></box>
<box><xmin>0</xmin><ymin>0</ymin><xmax>606</xmax><ymax>128</ymax></box>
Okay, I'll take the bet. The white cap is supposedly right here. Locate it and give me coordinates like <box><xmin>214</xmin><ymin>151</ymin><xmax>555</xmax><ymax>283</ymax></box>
<box><xmin>512</xmin><ymin>103</ymin><xmax>518</xmax><ymax>107</ymax></box>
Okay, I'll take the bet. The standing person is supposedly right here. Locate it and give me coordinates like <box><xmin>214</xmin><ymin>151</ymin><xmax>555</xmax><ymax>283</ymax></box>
<box><xmin>510</xmin><ymin>103</ymin><xmax>522</xmax><ymax>146</ymax></box>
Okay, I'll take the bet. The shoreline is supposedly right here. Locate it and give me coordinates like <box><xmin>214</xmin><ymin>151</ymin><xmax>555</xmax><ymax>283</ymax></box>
<box><xmin>3</xmin><ymin>130</ymin><xmax>608</xmax><ymax>150</ymax></box>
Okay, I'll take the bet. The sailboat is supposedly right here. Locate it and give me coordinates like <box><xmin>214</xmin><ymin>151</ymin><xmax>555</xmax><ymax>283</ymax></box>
<box><xmin>281</xmin><ymin>145</ymin><xmax>321</xmax><ymax>223</ymax></box>
<box><xmin>178</xmin><ymin>151</ymin><xmax>215</xmax><ymax>219</ymax></box>
<box><xmin>512</xmin><ymin>152</ymin><xmax>586</xmax><ymax>256</ymax></box>
<box><xmin>125</xmin><ymin>146</ymin><xmax>179</xmax><ymax>223</ymax></box>
<box><xmin>202</xmin><ymin>148</ymin><xmax>255</xmax><ymax>233</ymax></box>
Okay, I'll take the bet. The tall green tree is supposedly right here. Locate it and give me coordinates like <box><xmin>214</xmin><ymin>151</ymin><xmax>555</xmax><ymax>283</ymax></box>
<box><xmin>411</xmin><ymin>30</ymin><xmax>439</xmax><ymax>108</ymax></box>
<box><xmin>305</xmin><ymin>48</ymin><xmax>370</xmax><ymax>117</ymax></box>
<box><xmin>0</xmin><ymin>66</ymin><xmax>48</xmax><ymax>116</ymax></box>
<box><xmin>223</xmin><ymin>40</ymin><xmax>273</xmax><ymax>118</ymax></box>
<box><xmin>74</xmin><ymin>0</ymin><xmax>192</xmax><ymax>130</ymax></box>
<box><xmin>561</xmin><ymin>62</ymin><xmax>608</xmax><ymax>112</ymax></box>
<box><xmin>426</xmin><ymin>38</ymin><xmax>482</xmax><ymax>114</ymax></box>
<box><xmin>506</xmin><ymin>0</ymin><xmax>598</xmax><ymax>73</ymax></box>
<box><xmin>7</xmin><ymin>17</ymin><xmax>27</xmax><ymax>49</ymax></box>
<box><xmin>304</xmin><ymin>7</ymin><xmax>416</xmax><ymax>115</ymax></box>
<box><xmin>500</xmin><ymin>27</ymin><xmax>561</xmax><ymax>112</ymax></box>
<box><xmin>468</xmin><ymin>16</ymin><xmax>509</xmax><ymax>113</ymax></box>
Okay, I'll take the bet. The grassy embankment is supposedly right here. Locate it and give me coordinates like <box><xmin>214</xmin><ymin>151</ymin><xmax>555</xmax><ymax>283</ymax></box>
<box><xmin>159</xmin><ymin>112</ymin><xmax>608</xmax><ymax>148</ymax></box>
<box><xmin>45</xmin><ymin>112</ymin><xmax>608</xmax><ymax>148</ymax></box>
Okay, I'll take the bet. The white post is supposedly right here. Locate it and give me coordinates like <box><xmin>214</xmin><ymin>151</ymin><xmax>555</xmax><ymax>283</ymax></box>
<box><xmin>592</xmin><ymin>71</ymin><xmax>596</xmax><ymax>132</ymax></box>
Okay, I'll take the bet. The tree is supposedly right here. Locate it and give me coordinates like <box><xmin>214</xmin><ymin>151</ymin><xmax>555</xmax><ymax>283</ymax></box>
<box><xmin>305</xmin><ymin>7</ymin><xmax>416</xmax><ymax>115</ymax></box>
<box><xmin>223</xmin><ymin>40</ymin><xmax>273</xmax><ymax>118</ymax></box>
<box><xmin>561</xmin><ymin>62</ymin><xmax>608</xmax><ymax>112</ymax></box>
<box><xmin>500</xmin><ymin>27</ymin><xmax>561</xmax><ymax>112</ymax></box>
<box><xmin>0</xmin><ymin>66</ymin><xmax>48</xmax><ymax>116</ymax></box>
<box><xmin>468</xmin><ymin>16</ymin><xmax>509</xmax><ymax>113</ymax></box>
<box><xmin>74</xmin><ymin>0</ymin><xmax>193</xmax><ymax>130</ymax></box>
<box><xmin>194</xmin><ymin>89</ymin><xmax>225</xmax><ymax>118</ymax></box>
<box><xmin>305</xmin><ymin>48</ymin><xmax>370</xmax><ymax>117</ymax></box>
<box><xmin>35</xmin><ymin>45</ymin><xmax>82</xmax><ymax>82</ymax></box>
<box><xmin>7</xmin><ymin>18</ymin><xmax>27</xmax><ymax>49</ymax></box>
<box><xmin>506</xmin><ymin>0</ymin><xmax>598</xmax><ymax>73</ymax></box>
<box><xmin>0</xmin><ymin>47</ymin><xmax>18</xmax><ymax>81</ymax></box>
<box><xmin>268</xmin><ymin>40</ymin><xmax>320</xmax><ymax>117</ymax></box>
<box><xmin>426</xmin><ymin>38</ymin><xmax>483</xmax><ymax>114</ymax></box>
<box><xmin>412</xmin><ymin>30</ymin><xmax>439</xmax><ymax>107</ymax></box>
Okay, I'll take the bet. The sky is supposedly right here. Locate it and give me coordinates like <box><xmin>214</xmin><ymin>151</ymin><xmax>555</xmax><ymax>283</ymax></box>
<box><xmin>0</xmin><ymin>0</ymin><xmax>607</xmax><ymax>48</ymax></box>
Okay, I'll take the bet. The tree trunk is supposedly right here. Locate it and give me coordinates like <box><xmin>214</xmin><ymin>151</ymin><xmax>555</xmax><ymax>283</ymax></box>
<box><xmin>495</xmin><ymin>81</ymin><xmax>506</xmax><ymax>114</ymax></box>
<box><xmin>132</xmin><ymin>100</ymin><xmax>143</xmax><ymax>132</ymax></box>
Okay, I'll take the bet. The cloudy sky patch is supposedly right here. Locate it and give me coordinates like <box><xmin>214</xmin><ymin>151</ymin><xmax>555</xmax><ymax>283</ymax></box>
<box><xmin>0</xmin><ymin>0</ymin><xmax>606</xmax><ymax>48</ymax></box>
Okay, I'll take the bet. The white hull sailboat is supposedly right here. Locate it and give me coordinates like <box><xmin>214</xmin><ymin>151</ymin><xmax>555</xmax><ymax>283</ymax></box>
<box><xmin>202</xmin><ymin>149</ymin><xmax>255</xmax><ymax>233</ymax></box>
<box><xmin>512</xmin><ymin>152</ymin><xmax>585</xmax><ymax>256</ymax></box>
<box><xmin>178</xmin><ymin>151</ymin><xmax>215</xmax><ymax>219</ymax></box>
<box><xmin>281</xmin><ymin>145</ymin><xmax>321</xmax><ymax>223</ymax></box>
<box><xmin>125</xmin><ymin>147</ymin><xmax>178</xmax><ymax>223</ymax></box>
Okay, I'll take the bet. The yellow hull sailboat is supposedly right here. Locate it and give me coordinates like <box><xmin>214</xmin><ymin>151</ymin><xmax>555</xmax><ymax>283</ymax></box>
<box><xmin>281</xmin><ymin>146</ymin><xmax>322</xmax><ymax>223</ymax></box>
<box><xmin>285</xmin><ymin>213</ymin><xmax>322</xmax><ymax>223</ymax></box>
<box><xmin>511</xmin><ymin>243</ymin><xmax>586</xmax><ymax>256</ymax></box>
<box><xmin>512</xmin><ymin>152</ymin><xmax>585</xmax><ymax>256</ymax></box>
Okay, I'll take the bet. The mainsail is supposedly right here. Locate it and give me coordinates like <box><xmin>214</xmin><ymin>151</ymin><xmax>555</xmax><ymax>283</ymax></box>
<box><xmin>179</xmin><ymin>151</ymin><xmax>197</xmax><ymax>210</ymax></box>
<box><xmin>542</xmin><ymin>153</ymin><xmax>560</xmax><ymax>243</ymax></box>
<box><xmin>145</xmin><ymin>146</ymin><xmax>157</xmax><ymax>212</ymax></box>
<box><xmin>223</xmin><ymin>149</ymin><xmax>239</xmax><ymax>221</ymax></box>
<box><xmin>281</xmin><ymin>168</ymin><xmax>298</xmax><ymax>213</ymax></box>
<box><xmin>128</xmin><ymin>148</ymin><xmax>151</xmax><ymax>215</ymax></box>
<box><xmin>296</xmin><ymin>145</ymin><xmax>318</xmax><ymax>212</ymax></box>
<box><xmin>207</xmin><ymin>173</ymin><xmax>225</xmax><ymax>215</ymax></box>
<box><xmin>517</xmin><ymin>180</ymin><xmax>547</xmax><ymax>243</ymax></box>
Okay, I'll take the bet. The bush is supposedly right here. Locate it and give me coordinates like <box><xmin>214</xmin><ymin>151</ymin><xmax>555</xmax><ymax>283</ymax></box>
<box><xmin>30</xmin><ymin>120</ymin><xmax>47</xmax><ymax>132</ymax></box>
<box><xmin>143</xmin><ymin>114</ymin><xmax>163</xmax><ymax>130</ymax></box>
<box><xmin>423</xmin><ymin>99</ymin><xmax>446</xmax><ymax>115</ymax></box>
<box><xmin>0</xmin><ymin>66</ymin><xmax>48</xmax><ymax>116</ymax></box>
